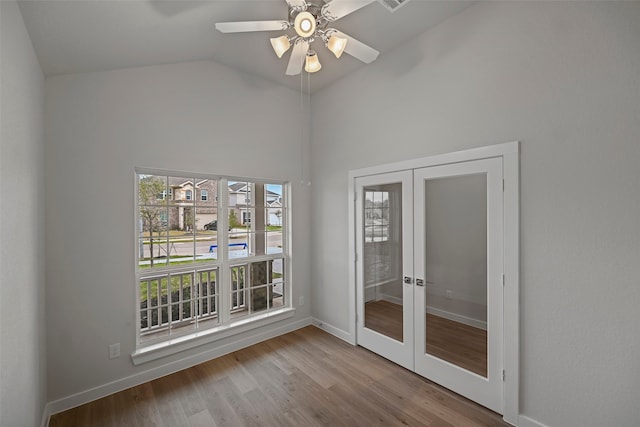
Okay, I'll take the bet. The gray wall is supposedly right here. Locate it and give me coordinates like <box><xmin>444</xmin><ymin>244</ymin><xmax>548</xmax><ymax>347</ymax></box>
<box><xmin>44</xmin><ymin>61</ymin><xmax>311</xmax><ymax>401</ymax></box>
<box><xmin>311</xmin><ymin>2</ymin><xmax>640</xmax><ymax>427</ymax></box>
<box><xmin>0</xmin><ymin>1</ymin><xmax>47</xmax><ymax>425</ymax></box>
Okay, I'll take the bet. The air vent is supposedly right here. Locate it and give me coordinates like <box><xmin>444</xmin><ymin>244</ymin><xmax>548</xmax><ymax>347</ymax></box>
<box><xmin>377</xmin><ymin>0</ymin><xmax>411</xmax><ymax>13</ymax></box>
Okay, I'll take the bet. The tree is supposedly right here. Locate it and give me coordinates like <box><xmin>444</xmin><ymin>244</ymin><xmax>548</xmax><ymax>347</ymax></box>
<box><xmin>229</xmin><ymin>210</ymin><xmax>241</xmax><ymax>229</ymax></box>
<box><xmin>183</xmin><ymin>207</ymin><xmax>195</xmax><ymax>232</ymax></box>
<box><xmin>139</xmin><ymin>176</ymin><xmax>166</xmax><ymax>267</ymax></box>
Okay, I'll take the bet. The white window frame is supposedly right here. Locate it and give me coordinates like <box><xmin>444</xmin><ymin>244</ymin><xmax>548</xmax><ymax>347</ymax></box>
<box><xmin>201</xmin><ymin>189</ymin><xmax>208</xmax><ymax>201</ymax></box>
<box><xmin>133</xmin><ymin>169</ymin><xmax>294</xmax><ymax>365</ymax></box>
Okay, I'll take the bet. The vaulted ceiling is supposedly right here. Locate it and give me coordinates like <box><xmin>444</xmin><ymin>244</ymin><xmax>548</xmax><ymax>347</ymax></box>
<box><xmin>18</xmin><ymin>0</ymin><xmax>472</xmax><ymax>93</ymax></box>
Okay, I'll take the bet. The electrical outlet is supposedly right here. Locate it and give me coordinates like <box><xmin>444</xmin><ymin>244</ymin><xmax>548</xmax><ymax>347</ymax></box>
<box><xmin>299</xmin><ymin>296</ymin><xmax>304</xmax><ymax>306</ymax></box>
<box><xmin>446</xmin><ymin>290</ymin><xmax>453</xmax><ymax>300</ymax></box>
<box><xmin>108</xmin><ymin>343</ymin><xmax>120</xmax><ymax>359</ymax></box>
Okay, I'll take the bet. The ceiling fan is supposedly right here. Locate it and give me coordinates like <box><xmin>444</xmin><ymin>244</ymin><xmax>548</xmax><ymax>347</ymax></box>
<box><xmin>215</xmin><ymin>0</ymin><xmax>379</xmax><ymax>76</ymax></box>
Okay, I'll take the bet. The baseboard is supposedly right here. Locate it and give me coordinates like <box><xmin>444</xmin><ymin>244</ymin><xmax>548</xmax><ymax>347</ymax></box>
<box><xmin>379</xmin><ymin>294</ymin><xmax>402</xmax><ymax>305</ymax></box>
<box><xmin>376</xmin><ymin>295</ymin><xmax>487</xmax><ymax>331</ymax></box>
<box><xmin>518</xmin><ymin>415</ymin><xmax>550</xmax><ymax>427</ymax></box>
<box><xmin>44</xmin><ymin>316</ymin><xmax>313</xmax><ymax>418</ymax></box>
<box><xmin>427</xmin><ymin>306</ymin><xmax>487</xmax><ymax>330</ymax></box>
<box><xmin>311</xmin><ymin>318</ymin><xmax>353</xmax><ymax>344</ymax></box>
<box><xmin>41</xmin><ymin>405</ymin><xmax>51</xmax><ymax>427</ymax></box>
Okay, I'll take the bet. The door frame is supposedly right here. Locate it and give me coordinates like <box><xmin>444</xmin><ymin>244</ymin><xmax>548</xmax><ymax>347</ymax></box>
<box><xmin>347</xmin><ymin>141</ymin><xmax>519</xmax><ymax>424</ymax></box>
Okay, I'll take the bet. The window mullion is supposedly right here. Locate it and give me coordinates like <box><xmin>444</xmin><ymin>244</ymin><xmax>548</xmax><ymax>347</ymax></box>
<box><xmin>218</xmin><ymin>179</ymin><xmax>231</xmax><ymax>325</ymax></box>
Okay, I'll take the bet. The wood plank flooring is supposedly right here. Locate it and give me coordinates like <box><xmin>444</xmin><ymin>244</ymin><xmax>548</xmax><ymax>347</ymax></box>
<box><xmin>365</xmin><ymin>300</ymin><xmax>488</xmax><ymax>377</ymax></box>
<box><xmin>49</xmin><ymin>326</ymin><xmax>506</xmax><ymax>427</ymax></box>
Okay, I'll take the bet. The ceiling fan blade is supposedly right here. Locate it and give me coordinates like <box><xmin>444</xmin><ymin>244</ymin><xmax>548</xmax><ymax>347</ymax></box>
<box><xmin>285</xmin><ymin>0</ymin><xmax>307</xmax><ymax>9</ymax></box>
<box><xmin>286</xmin><ymin>40</ymin><xmax>309</xmax><ymax>76</ymax></box>
<box><xmin>322</xmin><ymin>0</ymin><xmax>376</xmax><ymax>21</ymax></box>
<box><xmin>215</xmin><ymin>21</ymin><xmax>288</xmax><ymax>33</ymax></box>
<box><xmin>332</xmin><ymin>30</ymin><xmax>379</xmax><ymax>63</ymax></box>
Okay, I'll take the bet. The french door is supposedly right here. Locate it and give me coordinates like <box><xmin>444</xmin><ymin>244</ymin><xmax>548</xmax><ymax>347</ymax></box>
<box><xmin>355</xmin><ymin>157</ymin><xmax>504</xmax><ymax>414</ymax></box>
<box><xmin>355</xmin><ymin>170</ymin><xmax>414</xmax><ymax>370</ymax></box>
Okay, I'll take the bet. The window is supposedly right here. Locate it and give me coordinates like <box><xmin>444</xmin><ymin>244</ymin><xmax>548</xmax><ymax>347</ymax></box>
<box><xmin>364</xmin><ymin>190</ymin><xmax>390</xmax><ymax>242</ymax></box>
<box><xmin>136</xmin><ymin>171</ymin><xmax>290</xmax><ymax>355</ymax></box>
<box><xmin>242</xmin><ymin>210</ymin><xmax>251</xmax><ymax>225</ymax></box>
<box><xmin>201</xmin><ymin>189</ymin><xmax>208</xmax><ymax>201</ymax></box>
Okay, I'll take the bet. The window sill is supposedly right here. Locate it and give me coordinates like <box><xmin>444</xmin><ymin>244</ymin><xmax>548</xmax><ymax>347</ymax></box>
<box><xmin>131</xmin><ymin>307</ymin><xmax>296</xmax><ymax>365</ymax></box>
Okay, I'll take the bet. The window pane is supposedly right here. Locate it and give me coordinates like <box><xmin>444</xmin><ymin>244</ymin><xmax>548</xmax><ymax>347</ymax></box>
<box><xmin>196</xmin><ymin>207</ymin><xmax>218</xmax><ymax>262</ymax></box>
<box><xmin>139</xmin><ymin>209</ymin><xmax>169</xmax><ymax>268</ymax></box>
<box><xmin>138</xmin><ymin>175</ymin><xmax>167</xmax><ymax>207</ymax></box>
<box><xmin>230</xmin><ymin>265</ymin><xmax>247</xmax><ymax>319</ymax></box>
<box><xmin>229</xmin><ymin>181</ymin><xmax>254</xmax><ymax>208</ymax></box>
<box><xmin>228</xmin><ymin>229</ymin><xmax>251</xmax><ymax>259</ymax></box>
<box><xmin>265</xmin><ymin>230</ymin><xmax>283</xmax><ymax>255</ymax></box>
<box><xmin>241</xmin><ymin>208</ymin><xmax>253</xmax><ymax>227</ymax></box>
<box><xmin>170</xmin><ymin>273</ymin><xmax>196</xmax><ymax>335</ymax></box>
<box><xmin>196</xmin><ymin>269</ymin><xmax>219</xmax><ymax>327</ymax></box>
<box><xmin>265</xmin><ymin>184</ymin><xmax>283</xmax><ymax>206</ymax></box>
<box><xmin>251</xmin><ymin>284</ymin><xmax>269</xmax><ymax>315</ymax></box>
<box><xmin>140</xmin><ymin>275</ymin><xmax>170</xmax><ymax>342</ymax></box>
<box><xmin>272</xmin><ymin>258</ymin><xmax>285</xmax><ymax>308</ymax></box>
<box><xmin>167</xmin><ymin>231</ymin><xmax>195</xmax><ymax>266</ymax></box>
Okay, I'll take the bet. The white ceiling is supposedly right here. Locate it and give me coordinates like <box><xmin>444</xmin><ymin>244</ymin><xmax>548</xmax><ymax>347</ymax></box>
<box><xmin>18</xmin><ymin>0</ymin><xmax>473</xmax><ymax>93</ymax></box>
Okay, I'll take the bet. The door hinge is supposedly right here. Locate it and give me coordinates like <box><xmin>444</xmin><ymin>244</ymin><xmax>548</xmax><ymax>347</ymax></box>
<box><xmin>502</xmin><ymin>179</ymin><xmax>505</xmax><ymax>192</ymax></box>
<box><xmin>502</xmin><ymin>369</ymin><xmax>505</xmax><ymax>381</ymax></box>
<box><xmin>502</xmin><ymin>273</ymin><xmax>505</xmax><ymax>287</ymax></box>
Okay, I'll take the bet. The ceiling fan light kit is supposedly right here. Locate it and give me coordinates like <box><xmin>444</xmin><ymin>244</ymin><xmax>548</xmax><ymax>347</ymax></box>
<box><xmin>326</xmin><ymin>33</ymin><xmax>347</xmax><ymax>58</ymax></box>
<box><xmin>270</xmin><ymin>35</ymin><xmax>292</xmax><ymax>58</ymax></box>
<box><xmin>294</xmin><ymin>11</ymin><xmax>316</xmax><ymax>38</ymax></box>
<box><xmin>215</xmin><ymin>0</ymin><xmax>380</xmax><ymax>76</ymax></box>
<box><xmin>304</xmin><ymin>50</ymin><xmax>322</xmax><ymax>73</ymax></box>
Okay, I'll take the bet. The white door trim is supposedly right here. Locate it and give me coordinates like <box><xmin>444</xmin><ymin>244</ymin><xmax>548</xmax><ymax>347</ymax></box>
<box><xmin>347</xmin><ymin>141</ymin><xmax>519</xmax><ymax>425</ymax></box>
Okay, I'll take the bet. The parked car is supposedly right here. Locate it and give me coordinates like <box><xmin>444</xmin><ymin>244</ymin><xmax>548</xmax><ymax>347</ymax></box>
<box><xmin>204</xmin><ymin>220</ymin><xmax>218</xmax><ymax>231</ymax></box>
<box><xmin>204</xmin><ymin>220</ymin><xmax>232</xmax><ymax>231</ymax></box>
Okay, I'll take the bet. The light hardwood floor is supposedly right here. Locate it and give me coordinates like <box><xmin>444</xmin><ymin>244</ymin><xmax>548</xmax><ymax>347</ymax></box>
<box><xmin>49</xmin><ymin>326</ymin><xmax>506</xmax><ymax>427</ymax></box>
<box><xmin>365</xmin><ymin>300</ymin><xmax>487</xmax><ymax>377</ymax></box>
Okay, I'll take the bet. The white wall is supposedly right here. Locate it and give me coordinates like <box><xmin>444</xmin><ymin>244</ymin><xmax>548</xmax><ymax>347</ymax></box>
<box><xmin>0</xmin><ymin>1</ymin><xmax>47</xmax><ymax>426</ymax></box>
<box><xmin>44</xmin><ymin>61</ymin><xmax>311</xmax><ymax>402</ymax></box>
<box><xmin>311</xmin><ymin>2</ymin><xmax>640</xmax><ymax>427</ymax></box>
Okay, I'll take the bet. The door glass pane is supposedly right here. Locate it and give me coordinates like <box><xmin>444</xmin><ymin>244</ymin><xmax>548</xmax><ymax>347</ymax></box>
<box><xmin>363</xmin><ymin>183</ymin><xmax>403</xmax><ymax>343</ymax></box>
<box><xmin>424</xmin><ymin>174</ymin><xmax>488</xmax><ymax>377</ymax></box>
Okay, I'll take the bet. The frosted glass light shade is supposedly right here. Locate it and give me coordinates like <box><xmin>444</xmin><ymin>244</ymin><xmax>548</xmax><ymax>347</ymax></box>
<box><xmin>305</xmin><ymin>51</ymin><xmax>322</xmax><ymax>73</ymax></box>
<box><xmin>327</xmin><ymin>35</ymin><xmax>347</xmax><ymax>59</ymax></box>
<box><xmin>294</xmin><ymin>11</ymin><xmax>316</xmax><ymax>38</ymax></box>
<box><xmin>270</xmin><ymin>35</ymin><xmax>291</xmax><ymax>58</ymax></box>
